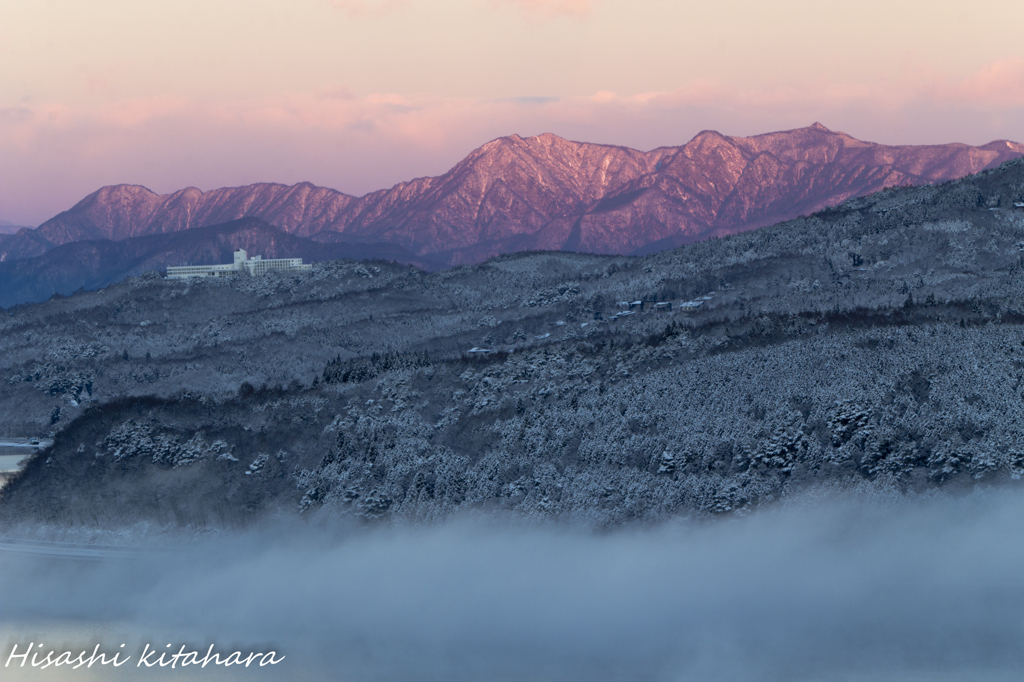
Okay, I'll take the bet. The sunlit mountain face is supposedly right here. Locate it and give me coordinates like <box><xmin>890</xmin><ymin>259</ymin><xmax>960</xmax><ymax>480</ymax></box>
<box><xmin>1</xmin><ymin>124</ymin><xmax>1019</xmax><ymax>308</ymax></box>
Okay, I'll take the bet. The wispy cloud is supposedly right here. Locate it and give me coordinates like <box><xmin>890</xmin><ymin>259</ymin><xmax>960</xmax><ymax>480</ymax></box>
<box><xmin>926</xmin><ymin>58</ymin><xmax>1024</xmax><ymax>108</ymax></box>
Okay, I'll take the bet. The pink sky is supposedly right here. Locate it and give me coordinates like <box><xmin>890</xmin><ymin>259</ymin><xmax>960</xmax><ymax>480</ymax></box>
<box><xmin>2</xmin><ymin>0</ymin><xmax>1024</xmax><ymax>225</ymax></box>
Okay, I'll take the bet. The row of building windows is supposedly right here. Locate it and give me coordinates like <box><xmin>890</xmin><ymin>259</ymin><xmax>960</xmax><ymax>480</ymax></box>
<box><xmin>166</xmin><ymin>250</ymin><xmax>312</xmax><ymax>279</ymax></box>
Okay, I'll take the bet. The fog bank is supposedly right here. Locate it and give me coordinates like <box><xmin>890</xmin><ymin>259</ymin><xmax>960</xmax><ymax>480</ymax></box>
<box><xmin>3</xmin><ymin>491</ymin><xmax>1024</xmax><ymax>681</ymax></box>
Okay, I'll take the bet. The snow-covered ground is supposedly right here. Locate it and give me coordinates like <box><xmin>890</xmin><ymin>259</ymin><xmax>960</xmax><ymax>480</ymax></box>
<box><xmin>0</xmin><ymin>439</ymin><xmax>52</xmax><ymax>449</ymax></box>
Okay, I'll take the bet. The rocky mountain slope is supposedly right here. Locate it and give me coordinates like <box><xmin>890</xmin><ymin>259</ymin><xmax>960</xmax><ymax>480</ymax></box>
<box><xmin>7</xmin><ymin>124</ymin><xmax>1021</xmax><ymax>272</ymax></box>
<box><xmin>2</xmin><ymin>159</ymin><xmax>1024</xmax><ymax>530</ymax></box>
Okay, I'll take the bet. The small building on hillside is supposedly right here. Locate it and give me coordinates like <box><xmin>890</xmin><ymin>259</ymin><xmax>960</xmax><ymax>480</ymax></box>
<box><xmin>166</xmin><ymin>249</ymin><xmax>312</xmax><ymax>279</ymax></box>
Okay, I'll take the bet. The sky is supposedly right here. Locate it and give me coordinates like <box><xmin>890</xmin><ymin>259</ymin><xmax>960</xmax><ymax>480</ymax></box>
<box><xmin>2</xmin><ymin>0</ymin><xmax>1024</xmax><ymax>225</ymax></box>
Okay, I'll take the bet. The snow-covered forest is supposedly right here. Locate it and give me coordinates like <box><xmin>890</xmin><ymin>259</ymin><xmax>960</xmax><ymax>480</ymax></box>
<box><xmin>3</xmin><ymin>159</ymin><xmax>1024</xmax><ymax>528</ymax></box>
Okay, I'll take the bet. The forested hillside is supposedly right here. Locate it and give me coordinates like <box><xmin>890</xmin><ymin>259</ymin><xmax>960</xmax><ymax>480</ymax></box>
<box><xmin>3</xmin><ymin>159</ymin><xmax>1024</xmax><ymax>528</ymax></box>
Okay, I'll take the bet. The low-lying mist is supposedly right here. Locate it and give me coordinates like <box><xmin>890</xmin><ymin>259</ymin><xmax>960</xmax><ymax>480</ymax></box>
<box><xmin>3</xmin><ymin>490</ymin><xmax>1024</xmax><ymax>681</ymax></box>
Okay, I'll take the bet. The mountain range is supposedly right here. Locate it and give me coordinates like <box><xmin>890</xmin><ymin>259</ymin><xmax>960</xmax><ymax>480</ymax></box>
<box><xmin>5</xmin><ymin>157</ymin><xmax>1024</xmax><ymax>529</ymax></box>
<box><xmin>1</xmin><ymin>123</ymin><xmax>1022</xmax><ymax>306</ymax></box>
<box><xmin>0</xmin><ymin>220</ymin><xmax>29</xmax><ymax>235</ymax></box>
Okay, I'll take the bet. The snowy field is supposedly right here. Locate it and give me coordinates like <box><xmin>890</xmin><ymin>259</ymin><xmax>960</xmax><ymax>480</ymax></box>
<box><xmin>0</xmin><ymin>455</ymin><xmax>30</xmax><ymax>471</ymax></box>
<box><xmin>0</xmin><ymin>454</ymin><xmax>29</xmax><ymax>490</ymax></box>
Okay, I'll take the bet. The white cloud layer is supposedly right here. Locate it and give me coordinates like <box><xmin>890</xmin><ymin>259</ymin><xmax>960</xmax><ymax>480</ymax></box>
<box><xmin>3</xmin><ymin>490</ymin><xmax>1024</xmax><ymax>680</ymax></box>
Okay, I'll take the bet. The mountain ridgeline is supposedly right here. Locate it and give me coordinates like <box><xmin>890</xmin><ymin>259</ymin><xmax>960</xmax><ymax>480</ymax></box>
<box><xmin>3</xmin><ymin>158</ymin><xmax>1024</xmax><ymax>529</ymax></box>
<box><xmin>1</xmin><ymin>124</ymin><xmax>1021</xmax><ymax>307</ymax></box>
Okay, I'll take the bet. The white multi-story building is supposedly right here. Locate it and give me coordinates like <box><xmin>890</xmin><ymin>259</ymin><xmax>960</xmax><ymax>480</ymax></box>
<box><xmin>166</xmin><ymin>249</ymin><xmax>312</xmax><ymax>279</ymax></box>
